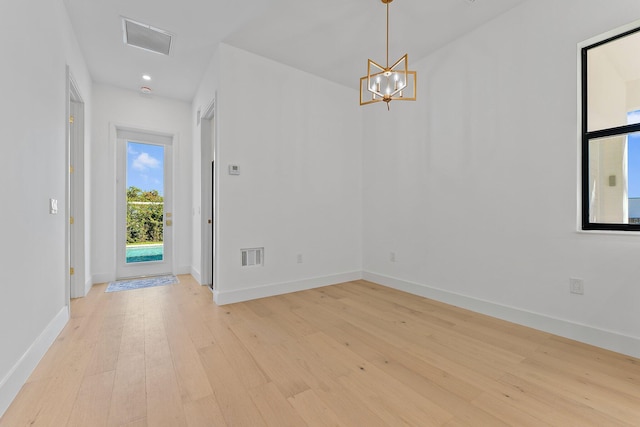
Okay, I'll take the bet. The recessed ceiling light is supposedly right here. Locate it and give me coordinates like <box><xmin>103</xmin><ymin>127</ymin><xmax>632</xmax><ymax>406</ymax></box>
<box><xmin>142</xmin><ymin>74</ymin><xmax>151</xmax><ymax>81</ymax></box>
<box><xmin>140</xmin><ymin>86</ymin><xmax>152</xmax><ymax>94</ymax></box>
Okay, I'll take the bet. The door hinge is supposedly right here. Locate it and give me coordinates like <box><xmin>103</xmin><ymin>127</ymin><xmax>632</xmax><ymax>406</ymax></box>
<box><xmin>70</xmin><ymin>165</ymin><xmax>74</xmax><ymax>174</ymax></box>
<box><xmin>70</xmin><ymin>267</ymin><xmax>75</xmax><ymax>276</ymax></box>
<box><xmin>69</xmin><ymin>115</ymin><xmax>74</xmax><ymax>124</ymax></box>
<box><xmin>70</xmin><ymin>216</ymin><xmax>74</xmax><ymax>224</ymax></box>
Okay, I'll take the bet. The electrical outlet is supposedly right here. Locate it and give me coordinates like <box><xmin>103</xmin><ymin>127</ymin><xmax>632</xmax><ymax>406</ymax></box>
<box><xmin>297</xmin><ymin>254</ymin><xmax>303</xmax><ymax>264</ymax></box>
<box><xmin>569</xmin><ymin>278</ymin><xmax>584</xmax><ymax>295</ymax></box>
<box><xmin>390</xmin><ymin>252</ymin><xmax>396</xmax><ymax>262</ymax></box>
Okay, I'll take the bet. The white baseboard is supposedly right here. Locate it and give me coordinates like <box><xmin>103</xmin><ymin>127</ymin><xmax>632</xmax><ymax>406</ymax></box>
<box><xmin>190</xmin><ymin>267</ymin><xmax>202</xmax><ymax>285</ymax></box>
<box><xmin>364</xmin><ymin>271</ymin><xmax>640</xmax><ymax>359</ymax></box>
<box><xmin>0</xmin><ymin>305</ymin><xmax>69</xmax><ymax>417</ymax></box>
<box><xmin>176</xmin><ymin>265</ymin><xmax>191</xmax><ymax>275</ymax></box>
<box><xmin>214</xmin><ymin>271</ymin><xmax>363</xmax><ymax>305</ymax></box>
<box><xmin>84</xmin><ymin>278</ymin><xmax>92</xmax><ymax>295</ymax></box>
<box><xmin>92</xmin><ymin>272</ymin><xmax>114</xmax><ymax>285</ymax></box>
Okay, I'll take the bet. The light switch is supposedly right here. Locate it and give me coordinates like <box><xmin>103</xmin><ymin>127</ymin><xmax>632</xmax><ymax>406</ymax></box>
<box><xmin>49</xmin><ymin>198</ymin><xmax>58</xmax><ymax>215</ymax></box>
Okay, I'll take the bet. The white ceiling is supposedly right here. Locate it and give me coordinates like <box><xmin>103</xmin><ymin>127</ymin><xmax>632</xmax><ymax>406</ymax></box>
<box><xmin>63</xmin><ymin>0</ymin><xmax>526</xmax><ymax>102</ymax></box>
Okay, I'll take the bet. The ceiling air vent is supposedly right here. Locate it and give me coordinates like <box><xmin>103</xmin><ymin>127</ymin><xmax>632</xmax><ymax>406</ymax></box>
<box><xmin>241</xmin><ymin>248</ymin><xmax>264</xmax><ymax>267</ymax></box>
<box><xmin>122</xmin><ymin>18</ymin><xmax>172</xmax><ymax>56</ymax></box>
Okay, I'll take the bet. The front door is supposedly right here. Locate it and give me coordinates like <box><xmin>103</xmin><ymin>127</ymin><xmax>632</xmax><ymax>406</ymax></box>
<box><xmin>116</xmin><ymin>130</ymin><xmax>173</xmax><ymax>279</ymax></box>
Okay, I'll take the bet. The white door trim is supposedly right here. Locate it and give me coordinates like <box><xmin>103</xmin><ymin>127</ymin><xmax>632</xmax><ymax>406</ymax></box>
<box><xmin>66</xmin><ymin>67</ymin><xmax>86</xmax><ymax>299</ymax></box>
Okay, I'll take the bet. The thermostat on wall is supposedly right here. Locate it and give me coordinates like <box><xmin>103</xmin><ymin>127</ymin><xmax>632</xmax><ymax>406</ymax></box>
<box><xmin>228</xmin><ymin>164</ymin><xmax>240</xmax><ymax>175</ymax></box>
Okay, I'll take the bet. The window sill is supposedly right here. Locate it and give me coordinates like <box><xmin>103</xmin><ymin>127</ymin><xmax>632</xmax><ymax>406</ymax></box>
<box><xmin>577</xmin><ymin>229</ymin><xmax>640</xmax><ymax>236</ymax></box>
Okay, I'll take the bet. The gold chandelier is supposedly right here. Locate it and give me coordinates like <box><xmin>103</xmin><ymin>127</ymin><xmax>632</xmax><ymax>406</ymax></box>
<box><xmin>360</xmin><ymin>0</ymin><xmax>416</xmax><ymax>109</ymax></box>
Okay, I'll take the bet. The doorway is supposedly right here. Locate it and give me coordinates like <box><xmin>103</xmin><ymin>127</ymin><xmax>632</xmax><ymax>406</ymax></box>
<box><xmin>116</xmin><ymin>128</ymin><xmax>174</xmax><ymax>279</ymax></box>
<box><xmin>67</xmin><ymin>69</ymin><xmax>85</xmax><ymax>299</ymax></box>
<box><xmin>210</xmin><ymin>159</ymin><xmax>215</xmax><ymax>290</ymax></box>
<box><xmin>201</xmin><ymin>100</ymin><xmax>215</xmax><ymax>290</ymax></box>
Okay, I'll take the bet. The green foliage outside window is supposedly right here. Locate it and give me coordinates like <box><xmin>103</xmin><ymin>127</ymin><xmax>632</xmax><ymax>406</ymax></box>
<box><xmin>127</xmin><ymin>186</ymin><xmax>164</xmax><ymax>244</ymax></box>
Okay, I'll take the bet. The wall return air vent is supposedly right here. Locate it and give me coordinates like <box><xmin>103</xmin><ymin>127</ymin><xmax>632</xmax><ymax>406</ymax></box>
<box><xmin>241</xmin><ymin>248</ymin><xmax>264</xmax><ymax>267</ymax></box>
<box><xmin>122</xmin><ymin>18</ymin><xmax>172</xmax><ymax>56</ymax></box>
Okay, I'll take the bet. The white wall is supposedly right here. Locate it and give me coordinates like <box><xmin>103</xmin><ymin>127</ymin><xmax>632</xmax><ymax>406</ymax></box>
<box><xmin>91</xmin><ymin>84</ymin><xmax>193</xmax><ymax>282</ymax></box>
<box><xmin>0</xmin><ymin>0</ymin><xmax>92</xmax><ymax>416</ymax></box>
<box><xmin>194</xmin><ymin>44</ymin><xmax>363</xmax><ymax>303</ymax></box>
<box><xmin>363</xmin><ymin>0</ymin><xmax>640</xmax><ymax>357</ymax></box>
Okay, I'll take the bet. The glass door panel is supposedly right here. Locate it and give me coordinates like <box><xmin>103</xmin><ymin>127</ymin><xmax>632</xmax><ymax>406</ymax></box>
<box><xmin>126</xmin><ymin>142</ymin><xmax>165</xmax><ymax>264</ymax></box>
<box><xmin>116</xmin><ymin>133</ymin><xmax>173</xmax><ymax>279</ymax></box>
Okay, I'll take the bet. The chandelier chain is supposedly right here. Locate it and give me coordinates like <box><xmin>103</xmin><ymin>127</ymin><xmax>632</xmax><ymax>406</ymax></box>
<box><xmin>386</xmin><ymin>2</ymin><xmax>390</xmax><ymax>68</ymax></box>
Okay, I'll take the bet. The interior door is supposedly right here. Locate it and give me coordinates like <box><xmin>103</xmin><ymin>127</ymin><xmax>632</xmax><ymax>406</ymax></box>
<box><xmin>210</xmin><ymin>160</ymin><xmax>214</xmax><ymax>290</ymax></box>
<box><xmin>200</xmin><ymin>104</ymin><xmax>215</xmax><ymax>289</ymax></box>
<box><xmin>69</xmin><ymin>100</ymin><xmax>84</xmax><ymax>297</ymax></box>
<box><xmin>116</xmin><ymin>129</ymin><xmax>173</xmax><ymax>279</ymax></box>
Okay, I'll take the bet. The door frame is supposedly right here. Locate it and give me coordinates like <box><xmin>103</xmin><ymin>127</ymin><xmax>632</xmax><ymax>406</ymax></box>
<box><xmin>114</xmin><ymin>125</ymin><xmax>176</xmax><ymax>279</ymax></box>
<box><xmin>66</xmin><ymin>68</ymin><xmax>86</xmax><ymax>299</ymax></box>
<box><xmin>200</xmin><ymin>98</ymin><xmax>216</xmax><ymax>289</ymax></box>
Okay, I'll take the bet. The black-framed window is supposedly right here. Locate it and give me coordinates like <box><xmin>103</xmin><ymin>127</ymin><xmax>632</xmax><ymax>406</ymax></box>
<box><xmin>582</xmin><ymin>26</ymin><xmax>640</xmax><ymax>231</ymax></box>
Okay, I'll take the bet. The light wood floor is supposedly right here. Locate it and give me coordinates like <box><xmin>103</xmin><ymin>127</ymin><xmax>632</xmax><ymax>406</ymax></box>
<box><xmin>2</xmin><ymin>276</ymin><xmax>640</xmax><ymax>426</ymax></box>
